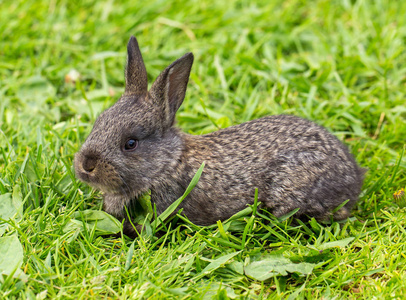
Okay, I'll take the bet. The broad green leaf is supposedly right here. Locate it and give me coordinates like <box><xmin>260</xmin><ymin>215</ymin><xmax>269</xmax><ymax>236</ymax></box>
<box><xmin>0</xmin><ymin>192</ymin><xmax>23</xmax><ymax>236</ymax></box>
<box><xmin>0</xmin><ymin>194</ymin><xmax>14</xmax><ymax>236</ymax></box>
<box><xmin>194</xmin><ymin>251</ymin><xmax>241</xmax><ymax>280</ymax></box>
<box><xmin>310</xmin><ymin>237</ymin><xmax>355</xmax><ymax>251</ymax></box>
<box><xmin>227</xmin><ymin>261</ymin><xmax>244</xmax><ymax>275</ymax></box>
<box><xmin>63</xmin><ymin>210</ymin><xmax>121</xmax><ymax>235</ymax></box>
<box><xmin>138</xmin><ymin>191</ymin><xmax>153</xmax><ymax>215</ymax></box>
<box><xmin>24</xmin><ymin>160</ymin><xmax>46</xmax><ymax>182</ymax></box>
<box><xmin>0</xmin><ymin>235</ymin><xmax>26</xmax><ymax>280</ymax></box>
<box><xmin>244</xmin><ymin>254</ymin><xmax>315</xmax><ymax>281</ymax></box>
<box><xmin>12</xmin><ymin>185</ymin><xmax>24</xmax><ymax>220</ymax></box>
<box><xmin>131</xmin><ymin>191</ymin><xmax>153</xmax><ymax>225</ymax></box>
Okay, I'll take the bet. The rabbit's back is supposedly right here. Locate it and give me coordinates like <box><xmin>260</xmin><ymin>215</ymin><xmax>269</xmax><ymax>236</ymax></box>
<box><xmin>163</xmin><ymin>115</ymin><xmax>364</xmax><ymax>225</ymax></box>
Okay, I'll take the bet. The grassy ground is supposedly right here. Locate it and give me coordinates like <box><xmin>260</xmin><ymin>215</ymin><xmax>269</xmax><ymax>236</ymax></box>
<box><xmin>1</xmin><ymin>0</ymin><xmax>406</xmax><ymax>298</ymax></box>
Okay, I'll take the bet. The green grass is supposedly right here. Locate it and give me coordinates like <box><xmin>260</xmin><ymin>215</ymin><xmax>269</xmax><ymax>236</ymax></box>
<box><xmin>1</xmin><ymin>0</ymin><xmax>406</xmax><ymax>298</ymax></box>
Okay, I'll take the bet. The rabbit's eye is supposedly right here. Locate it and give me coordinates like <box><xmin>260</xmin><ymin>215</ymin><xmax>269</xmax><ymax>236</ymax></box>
<box><xmin>124</xmin><ymin>139</ymin><xmax>138</xmax><ymax>151</ymax></box>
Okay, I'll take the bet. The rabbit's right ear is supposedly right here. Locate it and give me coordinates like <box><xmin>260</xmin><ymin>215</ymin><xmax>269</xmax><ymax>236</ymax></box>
<box><xmin>149</xmin><ymin>52</ymin><xmax>194</xmax><ymax>127</ymax></box>
<box><xmin>124</xmin><ymin>36</ymin><xmax>148</xmax><ymax>96</ymax></box>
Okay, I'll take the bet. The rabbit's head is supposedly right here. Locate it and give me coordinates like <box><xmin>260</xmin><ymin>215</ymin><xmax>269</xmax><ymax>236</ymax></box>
<box><xmin>74</xmin><ymin>36</ymin><xmax>193</xmax><ymax>212</ymax></box>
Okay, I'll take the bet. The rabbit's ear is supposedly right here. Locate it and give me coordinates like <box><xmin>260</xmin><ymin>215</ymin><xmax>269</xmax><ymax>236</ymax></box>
<box><xmin>149</xmin><ymin>52</ymin><xmax>194</xmax><ymax>126</ymax></box>
<box><xmin>124</xmin><ymin>36</ymin><xmax>148</xmax><ymax>96</ymax></box>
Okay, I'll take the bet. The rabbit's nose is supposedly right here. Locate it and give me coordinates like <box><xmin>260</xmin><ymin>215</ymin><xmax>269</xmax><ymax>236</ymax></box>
<box><xmin>83</xmin><ymin>156</ymin><xmax>97</xmax><ymax>173</ymax></box>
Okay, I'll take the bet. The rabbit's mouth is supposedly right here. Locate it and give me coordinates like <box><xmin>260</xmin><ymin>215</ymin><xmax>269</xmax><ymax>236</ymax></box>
<box><xmin>78</xmin><ymin>173</ymin><xmax>124</xmax><ymax>195</ymax></box>
<box><xmin>79</xmin><ymin>172</ymin><xmax>123</xmax><ymax>194</ymax></box>
<box><xmin>74</xmin><ymin>153</ymin><xmax>123</xmax><ymax>193</ymax></box>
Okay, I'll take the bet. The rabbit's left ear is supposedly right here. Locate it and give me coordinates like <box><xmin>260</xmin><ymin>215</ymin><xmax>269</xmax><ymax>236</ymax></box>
<box><xmin>149</xmin><ymin>52</ymin><xmax>194</xmax><ymax>127</ymax></box>
<box><xmin>124</xmin><ymin>36</ymin><xmax>148</xmax><ymax>96</ymax></box>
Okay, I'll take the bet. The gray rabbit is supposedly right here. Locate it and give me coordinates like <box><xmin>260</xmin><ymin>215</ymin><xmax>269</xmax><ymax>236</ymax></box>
<box><xmin>75</xmin><ymin>36</ymin><xmax>364</xmax><ymax>237</ymax></box>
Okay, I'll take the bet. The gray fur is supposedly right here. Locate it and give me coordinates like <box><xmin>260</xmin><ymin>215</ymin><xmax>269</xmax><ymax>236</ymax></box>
<box><xmin>75</xmin><ymin>36</ymin><xmax>365</xmax><ymax>237</ymax></box>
